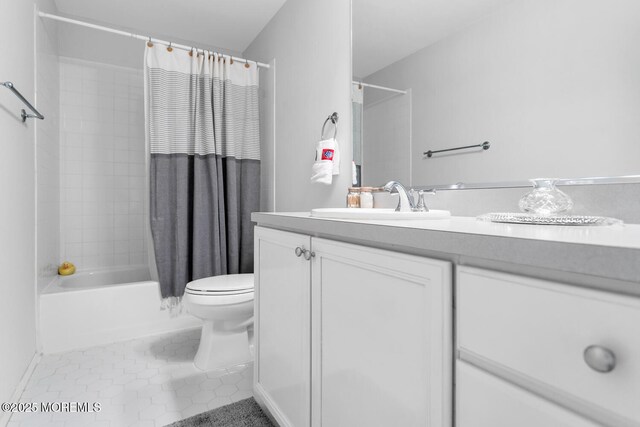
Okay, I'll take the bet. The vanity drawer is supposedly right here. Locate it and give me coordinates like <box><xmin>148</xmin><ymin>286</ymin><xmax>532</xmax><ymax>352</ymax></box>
<box><xmin>457</xmin><ymin>361</ymin><xmax>600</xmax><ymax>427</ymax></box>
<box><xmin>457</xmin><ymin>266</ymin><xmax>640</xmax><ymax>424</ymax></box>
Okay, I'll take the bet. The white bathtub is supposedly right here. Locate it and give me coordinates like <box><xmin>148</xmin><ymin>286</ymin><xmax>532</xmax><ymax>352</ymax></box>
<box><xmin>54</xmin><ymin>265</ymin><xmax>153</xmax><ymax>290</ymax></box>
<box><xmin>39</xmin><ymin>266</ymin><xmax>201</xmax><ymax>354</ymax></box>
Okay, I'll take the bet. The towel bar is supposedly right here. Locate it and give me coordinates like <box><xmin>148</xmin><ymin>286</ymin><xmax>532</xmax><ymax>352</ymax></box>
<box><xmin>424</xmin><ymin>141</ymin><xmax>489</xmax><ymax>158</ymax></box>
<box><xmin>1</xmin><ymin>81</ymin><xmax>45</xmax><ymax>122</ymax></box>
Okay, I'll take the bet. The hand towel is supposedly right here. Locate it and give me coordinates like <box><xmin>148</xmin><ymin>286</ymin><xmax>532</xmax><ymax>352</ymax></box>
<box><xmin>310</xmin><ymin>160</ymin><xmax>333</xmax><ymax>185</ymax></box>
<box><xmin>311</xmin><ymin>138</ymin><xmax>340</xmax><ymax>185</ymax></box>
<box><xmin>352</xmin><ymin>161</ymin><xmax>357</xmax><ymax>185</ymax></box>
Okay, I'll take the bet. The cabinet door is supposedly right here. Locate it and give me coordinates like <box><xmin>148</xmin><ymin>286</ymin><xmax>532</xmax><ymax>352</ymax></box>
<box><xmin>457</xmin><ymin>361</ymin><xmax>601</xmax><ymax>427</ymax></box>
<box><xmin>254</xmin><ymin>227</ymin><xmax>311</xmax><ymax>427</ymax></box>
<box><xmin>311</xmin><ymin>238</ymin><xmax>452</xmax><ymax>427</ymax></box>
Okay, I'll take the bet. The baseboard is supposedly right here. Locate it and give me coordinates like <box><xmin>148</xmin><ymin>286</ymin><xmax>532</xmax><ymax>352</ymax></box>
<box><xmin>253</xmin><ymin>382</ymin><xmax>290</xmax><ymax>427</ymax></box>
<box><xmin>0</xmin><ymin>352</ymin><xmax>41</xmax><ymax>427</ymax></box>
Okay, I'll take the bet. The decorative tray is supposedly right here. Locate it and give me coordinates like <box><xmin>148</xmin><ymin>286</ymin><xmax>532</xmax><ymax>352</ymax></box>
<box><xmin>477</xmin><ymin>213</ymin><xmax>623</xmax><ymax>226</ymax></box>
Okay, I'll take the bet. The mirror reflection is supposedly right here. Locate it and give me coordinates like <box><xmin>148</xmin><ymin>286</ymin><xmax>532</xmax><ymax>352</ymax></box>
<box><xmin>352</xmin><ymin>0</ymin><xmax>640</xmax><ymax>187</ymax></box>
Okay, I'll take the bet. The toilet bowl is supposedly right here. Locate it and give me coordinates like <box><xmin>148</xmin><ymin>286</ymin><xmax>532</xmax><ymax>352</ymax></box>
<box><xmin>183</xmin><ymin>273</ymin><xmax>254</xmax><ymax>371</ymax></box>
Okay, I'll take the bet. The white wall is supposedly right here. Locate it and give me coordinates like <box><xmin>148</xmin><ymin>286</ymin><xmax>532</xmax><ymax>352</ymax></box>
<box><xmin>59</xmin><ymin>58</ymin><xmax>148</xmax><ymax>271</ymax></box>
<box><xmin>256</xmin><ymin>60</ymin><xmax>276</xmax><ymax>212</ymax></box>
<box><xmin>243</xmin><ymin>0</ymin><xmax>352</xmax><ymax>212</ymax></box>
<box><xmin>0</xmin><ymin>0</ymin><xmax>58</xmax><ymax>411</ymax></box>
<box><xmin>364</xmin><ymin>0</ymin><xmax>640</xmax><ymax>186</ymax></box>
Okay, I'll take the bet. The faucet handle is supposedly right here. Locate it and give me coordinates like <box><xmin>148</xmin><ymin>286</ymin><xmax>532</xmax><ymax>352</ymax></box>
<box><xmin>414</xmin><ymin>189</ymin><xmax>436</xmax><ymax>212</ymax></box>
<box><xmin>408</xmin><ymin>188</ymin><xmax>417</xmax><ymax>204</ymax></box>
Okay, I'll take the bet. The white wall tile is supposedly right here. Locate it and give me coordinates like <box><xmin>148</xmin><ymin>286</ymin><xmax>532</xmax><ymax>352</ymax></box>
<box><xmin>60</xmin><ymin>57</ymin><xmax>147</xmax><ymax>271</ymax></box>
<box><xmin>128</xmin><ymin>229</ymin><xmax>144</xmax><ymax>242</ymax></box>
<box><xmin>83</xmin><ymin>228</ymin><xmax>99</xmax><ymax>242</ymax></box>
<box><xmin>82</xmin><ymin>242</ymin><xmax>100</xmax><ymax>257</ymax></box>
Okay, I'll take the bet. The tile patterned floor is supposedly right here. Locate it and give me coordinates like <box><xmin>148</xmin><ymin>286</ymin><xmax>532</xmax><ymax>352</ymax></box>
<box><xmin>8</xmin><ymin>328</ymin><xmax>254</xmax><ymax>427</ymax></box>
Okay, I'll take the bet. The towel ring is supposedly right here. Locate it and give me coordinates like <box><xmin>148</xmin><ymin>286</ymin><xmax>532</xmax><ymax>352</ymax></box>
<box><xmin>321</xmin><ymin>112</ymin><xmax>339</xmax><ymax>140</ymax></box>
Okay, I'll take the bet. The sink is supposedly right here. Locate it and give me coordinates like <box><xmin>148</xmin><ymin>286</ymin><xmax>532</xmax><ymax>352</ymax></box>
<box><xmin>310</xmin><ymin>208</ymin><xmax>451</xmax><ymax>220</ymax></box>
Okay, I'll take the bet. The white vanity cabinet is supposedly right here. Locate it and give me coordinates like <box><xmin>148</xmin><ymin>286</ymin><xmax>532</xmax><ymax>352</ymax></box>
<box><xmin>252</xmin><ymin>212</ymin><xmax>640</xmax><ymax>427</ymax></box>
<box><xmin>254</xmin><ymin>226</ymin><xmax>453</xmax><ymax>427</ymax></box>
<box><xmin>456</xmin><ymin>266</ymin><xmax>640</xmax><ymax>427</ymax></box>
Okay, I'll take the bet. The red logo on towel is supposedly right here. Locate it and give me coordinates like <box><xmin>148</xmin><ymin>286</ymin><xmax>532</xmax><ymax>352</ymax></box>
<box><xmin>322</xmin><ymin>149</ymin><xmax>335</xmax><ymax>160</ymax></box>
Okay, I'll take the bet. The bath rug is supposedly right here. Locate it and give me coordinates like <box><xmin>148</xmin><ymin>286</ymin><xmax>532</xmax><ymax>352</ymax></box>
<box><xmin>166</xmin><ymin>398</ymin><xmax>274</xmax><ymax>427</ymax></box>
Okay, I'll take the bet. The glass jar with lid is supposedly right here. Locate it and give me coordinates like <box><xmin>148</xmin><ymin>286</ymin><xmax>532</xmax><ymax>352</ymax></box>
<box><xmin>359</xmin><ymin>187</ymin><xmax>374</xmax><ymax>208</ymax></box>
<box><xmin>347</xmin><ymin>187</ymin><xmax>361</xmax><ymax>208</ymax></box>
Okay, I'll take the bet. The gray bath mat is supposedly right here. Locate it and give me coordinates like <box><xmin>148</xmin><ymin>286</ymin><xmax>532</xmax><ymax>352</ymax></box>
<box><xmin>166</xmin><ymin>398</ymin><xmax>274</xmax><ymax>427</ymax></box>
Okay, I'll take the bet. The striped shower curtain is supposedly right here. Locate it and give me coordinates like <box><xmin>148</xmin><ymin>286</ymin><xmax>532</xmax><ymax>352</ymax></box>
<box><xmin>144</xmin><ymin>46</ymin><xmax>260</xmax><ymax>309</ymax></box>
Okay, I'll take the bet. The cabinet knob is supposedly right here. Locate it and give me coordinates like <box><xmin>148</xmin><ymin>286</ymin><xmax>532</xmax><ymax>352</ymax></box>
<box><xmin>294</xmin><ymin>247</ymin><xmax>304</xmax><ymax>257</ymax></box>
<box><xmin>303</xmin><ymin>250</ymin><xmax>315</xmax><ymax>261</ymax></box>
<box><xmin>583</xmin><ymin>345</ymin><xmax>616</xmax><ymax>373</ymax></box>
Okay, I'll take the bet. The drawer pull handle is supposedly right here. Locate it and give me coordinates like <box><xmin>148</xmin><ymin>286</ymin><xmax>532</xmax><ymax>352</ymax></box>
<box><xmin>303</xmin><ymin>249</ymin><xmax>315</xmax><ymax>261</ymax></box>
<box><xmin>583</xmin><ymin>345</ymin><xmax>616</xmax><ymax>373</ymax></box>
<box><xmin>294</xmin><ymin>247</ymin><xmax>304</xmax><ymax>257</ymax></box>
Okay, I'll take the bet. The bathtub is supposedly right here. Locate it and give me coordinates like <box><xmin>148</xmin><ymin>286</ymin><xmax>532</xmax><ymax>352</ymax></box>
<box><xmin>39</xmin><ymin>266</ymin><xmax>201</xmax><ymax>354</ymax></box>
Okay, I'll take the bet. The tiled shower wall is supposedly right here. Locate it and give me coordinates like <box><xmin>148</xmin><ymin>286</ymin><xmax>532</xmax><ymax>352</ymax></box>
<box><xmin>59</xmin><ymin>57</ymin><xmax>147</xmax><ymax>270</ymax></box>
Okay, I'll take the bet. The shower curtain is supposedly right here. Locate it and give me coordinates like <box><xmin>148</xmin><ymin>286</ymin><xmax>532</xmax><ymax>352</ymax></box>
<box><xmin>144</xmin><ymin>46</ymin><xmax>260</xmax><ymax>308</ymax></box>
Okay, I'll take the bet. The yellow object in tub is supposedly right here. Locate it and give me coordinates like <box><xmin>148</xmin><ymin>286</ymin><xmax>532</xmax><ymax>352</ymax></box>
<box><xmin>58</xmin><ymin>261</ymin><xmax>76</xmax><ymax>276</ymax></box>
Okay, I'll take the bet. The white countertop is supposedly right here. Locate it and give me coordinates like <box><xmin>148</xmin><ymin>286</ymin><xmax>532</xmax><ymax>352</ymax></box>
<box><xmin>262</xmin><ymin>213</ymin><xmax>640</xmax><ymax>249</ymax></box>
<box><xmin>252</xmin><ymin>212</ymin><xmax>640</xmax><ymax>288</ymax></box>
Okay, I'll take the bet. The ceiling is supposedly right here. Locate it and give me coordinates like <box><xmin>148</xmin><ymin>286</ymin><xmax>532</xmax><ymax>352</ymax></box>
<box><xmin>353</xmin><ymin>0</ymin><xmax>514</xmax><ymax>77</ymax></box>
<box><xmin>53</xmin><ymin>0</ymin><xmax>287</xmax><ymax>53</ymax></box>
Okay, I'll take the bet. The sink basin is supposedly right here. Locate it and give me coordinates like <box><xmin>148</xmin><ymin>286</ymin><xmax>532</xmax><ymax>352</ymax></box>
<box><xmin>310</xmin><ymin>208</ymin><xmax>451</xmax><ymax>220</ymax></box>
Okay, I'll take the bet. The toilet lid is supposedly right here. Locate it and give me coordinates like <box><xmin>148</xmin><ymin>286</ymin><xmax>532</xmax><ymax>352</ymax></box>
<box><xmin>185</xmin><ymin>273</ymin><xmax>254</xmax><ymax>293</ymax></box>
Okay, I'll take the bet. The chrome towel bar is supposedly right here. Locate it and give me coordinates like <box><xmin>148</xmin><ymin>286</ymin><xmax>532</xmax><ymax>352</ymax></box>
<box><xmin>1</xmin><ymin>81</ymin><xmax>45</xmax><ymax>122</ymax></box>
<box><xmin>424</xmin><ymin>141</ymin><xmax>490</xmax><ymax>158</ymax></box>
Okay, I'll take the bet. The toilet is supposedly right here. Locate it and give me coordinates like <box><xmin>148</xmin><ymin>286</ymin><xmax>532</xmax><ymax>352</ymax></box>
<box><xmin>183</xmin><ymin>273</ymin><xmax>255</xmax><ymax>371</ymax></box>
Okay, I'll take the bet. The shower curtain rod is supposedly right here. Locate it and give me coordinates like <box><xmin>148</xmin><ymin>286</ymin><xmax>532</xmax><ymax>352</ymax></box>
<box><xmin>353</xmin><ymin>81</ymin><xmax>407</xmax><ymax>95</ymax></box>
<box><xmin>38</xmin><ymin>12</ymin><xmax>271</xmax><ymax>69</ymax></box>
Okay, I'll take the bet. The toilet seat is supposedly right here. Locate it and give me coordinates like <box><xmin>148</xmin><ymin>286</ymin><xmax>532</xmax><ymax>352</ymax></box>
<box><xmin>185</xmin><ymin>288</ymin><xmax>253</xmax><ymax>296</ymax></box>
<box><xmin>186</xmin><ymin>273</ymin><xmax>254</xmax><ymax>296</ymax></box>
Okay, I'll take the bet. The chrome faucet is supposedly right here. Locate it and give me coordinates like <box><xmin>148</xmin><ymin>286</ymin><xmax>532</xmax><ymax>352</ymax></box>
<box><xmin>383</xmin><ymin>181</ymin><xmax>416</xmax><ymax>212</ymax></box>
<box><xmin>383</xmin><ymin>181</ymin><xmax>435</xmax><ymax>212</ymax></box>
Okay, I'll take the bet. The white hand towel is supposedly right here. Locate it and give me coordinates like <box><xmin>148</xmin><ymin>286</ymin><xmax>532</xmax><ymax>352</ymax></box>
<box><xmin>310</xmin><ymin>160</ymin><xmax>333</xmax><ymax>185</ymax></box>
<box><xmin>311</xmin><ymin>138</ymin><xmax>340</xmax><ymax>185</ymax></box>
<box><xmin>352</xmin><ymin>161</ymin><xmax>357</xmax><ymax>185</ymax></box>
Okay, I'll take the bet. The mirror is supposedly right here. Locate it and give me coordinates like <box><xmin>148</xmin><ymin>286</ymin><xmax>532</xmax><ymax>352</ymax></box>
<box><xmin>352</xmin><ymin>0</ymin><xmax>640</xmax><ymax>188</ymax></box>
